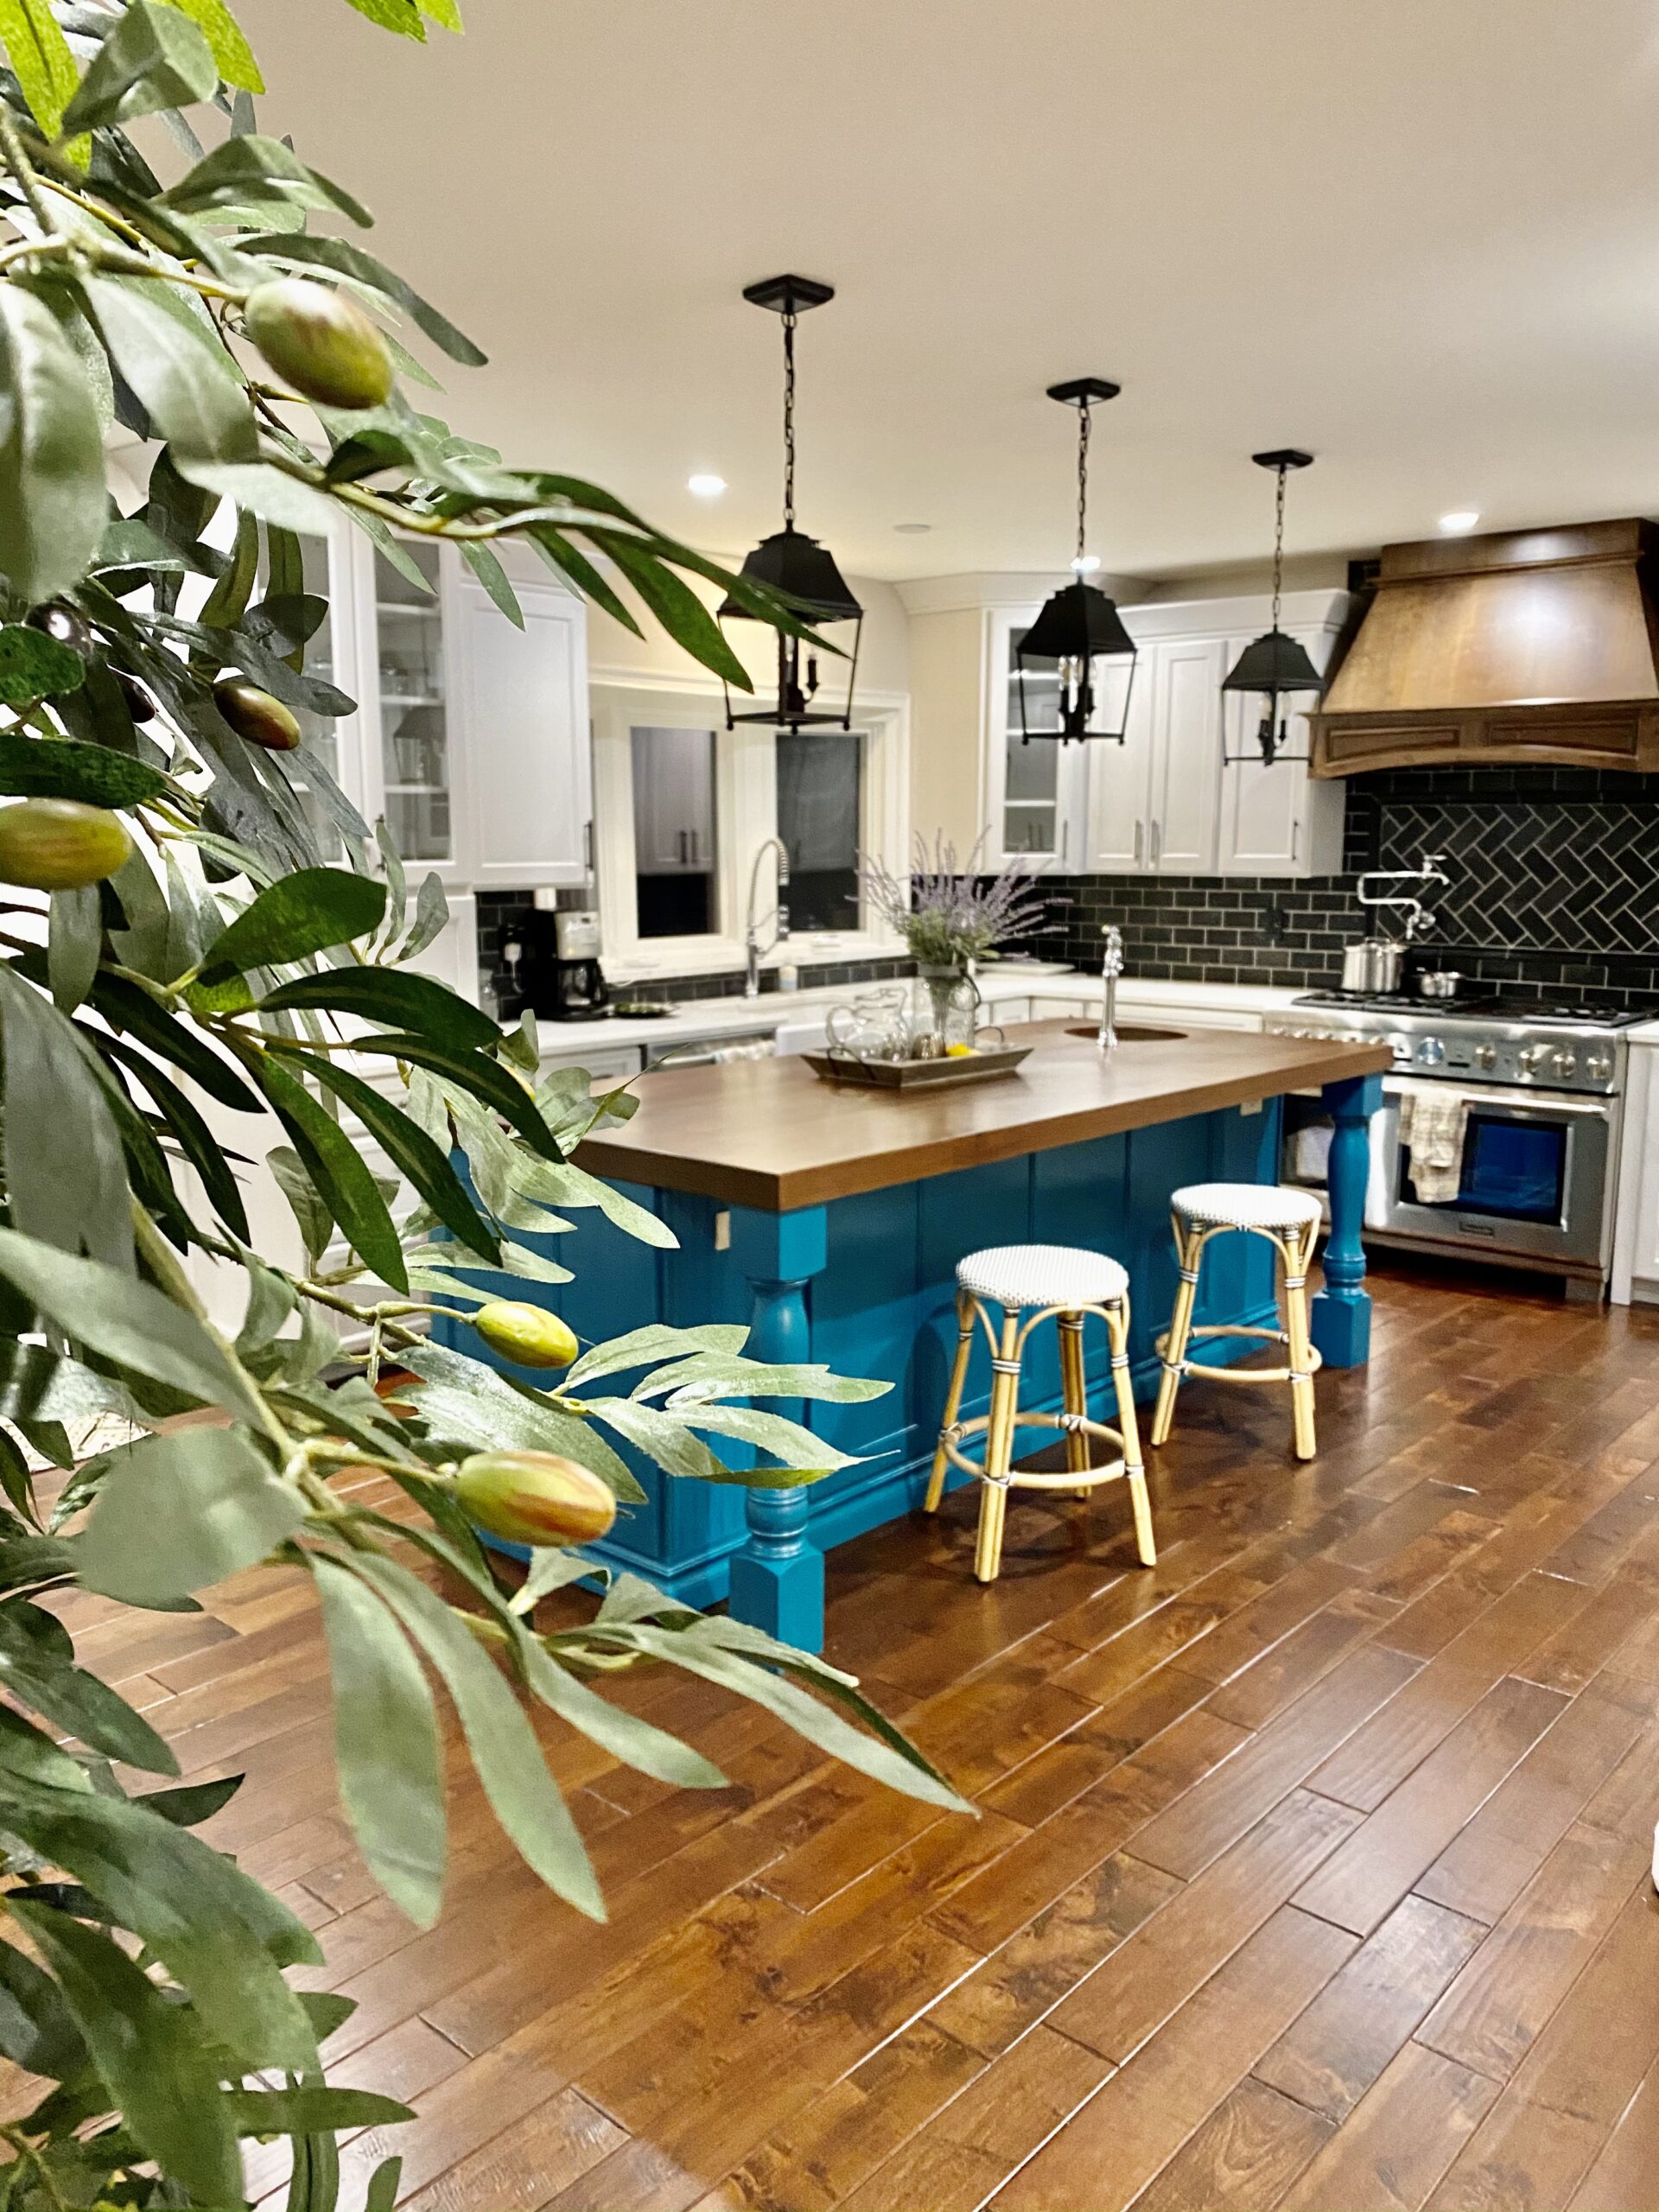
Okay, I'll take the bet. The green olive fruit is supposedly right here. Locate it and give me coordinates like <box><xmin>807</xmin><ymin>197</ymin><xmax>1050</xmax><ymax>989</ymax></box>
<box><xmin>244</xmin><ymin>277</ymin><xmax>394</xmax><ymax>410</ymax></box>
<box><xmin>0</xmin><ymin>798</ymin><xmax>133</xmax><ymax>890</ymax></box>
<box><xmin>112</xmin><ymin>670</ymin><xmax>156</xmax><ymax>723</ymax></box>
<box><xmin>26</xmin><ymin>603</ymin><xmax>92</xmax><ymax>658</ymax></box>
<box><xmin>213</xmin><ymin>679</ymin><xmax>302</xmax><ymax>753</ymax></box>
<box><xmin>455</xmin><ymin>1450</ymin><xmax>616</xmax><ymax>1548</ymax></box>
<box><xmin>474</xmin><ymin>1300</ymin><xmax>580</xmax><ymax>1370</ymax></box>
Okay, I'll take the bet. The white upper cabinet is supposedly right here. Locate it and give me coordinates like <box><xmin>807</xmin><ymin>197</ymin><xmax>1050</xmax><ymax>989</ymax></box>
<box><xmin>1083</xmin><ymin>589</ymin><xmax>1349</xmax><ymax>877</ymax></box>
<box><xmin>455</xmin><ymin>569</ymin><xmax>590</xmax><ymax>890</ymax></box>
<box><xmin>1216</xmin><ymin>612</ymin><xmax>1348</xmax><ymax>877</ymax></box>
<box><xmin>323</xmin><ymin>534</ymin><xmax>590</xmax><ymax>893</ymax></box>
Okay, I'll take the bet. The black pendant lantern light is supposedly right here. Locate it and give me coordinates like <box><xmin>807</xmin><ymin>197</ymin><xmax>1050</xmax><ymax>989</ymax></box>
<box><xmin>1015</xmin><ymin>378</ymin><xmax>1137</xmax><ymax>746</ymax></box>
<box><xmin>719</xmin><ymin>275</ymin><xmax>862</xmax><ymax>734</ymax></box>
<box><xmin>1221</xmin><ymin>449</ymin><xmax>1325</xmax><ymax>766</ymax></box>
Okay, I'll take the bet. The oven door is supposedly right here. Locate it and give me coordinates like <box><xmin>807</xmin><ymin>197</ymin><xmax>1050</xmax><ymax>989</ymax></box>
<box><xmin>1373</xmin><ymin>1078</ymin><xmax>1615</xmax><ymax>1268</ymax></box>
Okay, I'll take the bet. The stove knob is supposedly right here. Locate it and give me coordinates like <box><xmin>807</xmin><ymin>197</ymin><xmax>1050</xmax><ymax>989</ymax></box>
<box><xmin>1473</xmin><ymin>1042</ymin><xmax>1497</xmax><ymax>1071</ymax></box>
<box><xmin>1553</xmin><ymin>1047</ymin><xmax>1579</xmax><ymax>1079</ymax></box>
<box><xmin>1416</xmin><ymin>1037</ymin><xmax>1445</xmax><ymax>1066</ymax></box>
<box><xmin>1517</xmin><ymin>1043</ymin><xmax>1548</xmax><ymax>1077</ymax></box>
<box><xmin>1586</xmin><ymin>1047</ymin><xmax>1615</xmax><ymax>1083</ymax></box>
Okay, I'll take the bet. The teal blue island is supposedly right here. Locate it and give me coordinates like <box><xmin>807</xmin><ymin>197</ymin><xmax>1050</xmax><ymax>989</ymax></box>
<box><xmin>440</xmin><ymin>1020</ymin><xmax>1388</xmax><ymax>1651</ymax></box>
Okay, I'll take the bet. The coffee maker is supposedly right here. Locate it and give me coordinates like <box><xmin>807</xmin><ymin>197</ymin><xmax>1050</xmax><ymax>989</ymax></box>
<box><xmin>503</xmin><ymin>899</ymin><xmax>611</xmax><ymax>1020</ymax></box>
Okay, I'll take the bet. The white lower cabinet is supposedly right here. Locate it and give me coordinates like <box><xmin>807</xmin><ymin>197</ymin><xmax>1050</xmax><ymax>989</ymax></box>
<box><xmin>1611</xmin><ymin>1039</ymin><xmax>1659</xmax><ymax>1304</ymax></box>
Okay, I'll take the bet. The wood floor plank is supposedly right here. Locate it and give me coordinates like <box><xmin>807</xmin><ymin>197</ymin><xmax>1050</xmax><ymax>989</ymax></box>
<box><xmin>1125</xmin><ymin>2076</ymin><xmax>1332</xmax><ymax>2212</ymax></box>
<box><xmin>1425</xmin><ymin>1881</ymin><xmax>1659</xmax><ymax>2212</ymax></box>
<box><xmin>1292</xmin><ymin>1676</ymin><xmax>1567</xmax><ymax>1936</ymax></box>
<box><xmin>1274</xmin><ymin>2041</ymin><xmax>1501</xmax><ymax>2212</ymax></box>
<box><xmin>990</xmin><ymin>1908</ymin><xmax>1357</xmax><ymax>2212</ymax></box>
<box><xmin>706</xmin><ymin>2022</ymin><xmax>986</xmax><ymax>2212</ymax></box>
<box><xmin>1133</xmin><ymin>1643</ymin><xmax>1420</xmax><ymax>1880</ymax></box>
<box><xmin>1414</xmin><ymin>1819</ymin><xmax>1650</xmax><ymax>2083</ymax></box>
<box><xmin>1254</xmin><ymin>1894</ymin><xmax>1488</xmax><ymax>2124</ymax></box>
<box><xmin>1312</xmin><ymin>1581</ymin><xmax>1584</xmax><ymax>1812</ymax></box>
<box><xmin>836</xmin><ymin>2025</ymin><xmax>1111</xmax><ymax>2212</ymax></box>
<box><xmin>1412</xmin><ymin>1687</ymin><xmax>1645</xmax><ymax>1924</ymax></box>
<box><xmin>1566</xmin><ymin>2047</ymin><xmax>1659</xmax><ymax>2212</ymax></box>
<box><xmin>1051</xmin><ymin>1789</ymin><xmax>1361</xmax><ymax>2063</ymax></box>
<box><xmin>927</xmin><ymin>1853</ymin><xmax>1181</xmax><ymax>2059</ymax></box>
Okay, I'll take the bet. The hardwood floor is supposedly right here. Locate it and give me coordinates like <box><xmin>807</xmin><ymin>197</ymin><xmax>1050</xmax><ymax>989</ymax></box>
<box><xmin>47</xmin><ymin>1262</ymin><xmax>1659</xmax><ymax>2210</ymax></box>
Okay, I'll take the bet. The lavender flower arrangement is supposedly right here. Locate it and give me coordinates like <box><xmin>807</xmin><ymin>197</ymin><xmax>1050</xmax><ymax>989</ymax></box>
<box><xmin>860</xmin><ymin>834</ymin><xmax>1052</xmax><ymax>968</ymax></box>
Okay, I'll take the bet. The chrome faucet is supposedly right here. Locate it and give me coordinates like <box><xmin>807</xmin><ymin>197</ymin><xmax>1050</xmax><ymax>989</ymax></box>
<box><xmin>744</xmin><ymin>836</ymin><xmax>791</xmax><ymax>999</ymax></box>
<box><xmin>1098</xmin><ymin>923</ymin><xmax>1123</xmax><ymax>1054</ymax></box>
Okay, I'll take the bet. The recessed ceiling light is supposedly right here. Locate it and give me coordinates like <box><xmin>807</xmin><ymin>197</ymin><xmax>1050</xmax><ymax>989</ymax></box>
<box><xmin>1439</xmin><ymin>510</ymin><xmax>1480</xmax><ymax>535</ymax></box>
<box><xmin>893</xmin><ymin>521</ymin><xmax>932</xmax><ymax>534</ymax></box>
<box><xmin>687</xmin><ymin>474</ymin><xmax>727</xmax><ymax>498</ymax></box>
<box><xmin>1071</xmin><ymin>554</ymin><xmax>1102</xmax><ymax>574</ymax></box>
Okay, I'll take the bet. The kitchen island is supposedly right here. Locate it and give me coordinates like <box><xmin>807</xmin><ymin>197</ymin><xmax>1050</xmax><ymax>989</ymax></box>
<box><xmin>448</xmin><ymin>1021</ymin><xmax>1388</xmax><ymax>1649</ymax></box>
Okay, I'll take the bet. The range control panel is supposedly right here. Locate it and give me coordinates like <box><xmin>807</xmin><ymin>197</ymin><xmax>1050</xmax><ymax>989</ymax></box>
<box><xmin>1264</xmin><ymin>1014</ymin><xmax>1624</xmax><ymax>1096</ymax></box>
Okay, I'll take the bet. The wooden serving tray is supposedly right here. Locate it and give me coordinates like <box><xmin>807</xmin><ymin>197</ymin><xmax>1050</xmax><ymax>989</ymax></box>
<box><xmin>804</xmin><ymin>1045</ymin><xmax>1032</xmax><ymax>1090</ymax></box>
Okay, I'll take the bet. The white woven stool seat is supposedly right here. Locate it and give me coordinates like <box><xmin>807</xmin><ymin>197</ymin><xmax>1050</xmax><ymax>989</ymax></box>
<box><xmin>1170</xmin><ymin>1181</ymin><xmax>1324</xmax><ymax>1233</ymax></box>
<box><xmin>957</xmin><ymin>1243</ymin><xmax>1129</xmax><ymax>1311</ymax></box>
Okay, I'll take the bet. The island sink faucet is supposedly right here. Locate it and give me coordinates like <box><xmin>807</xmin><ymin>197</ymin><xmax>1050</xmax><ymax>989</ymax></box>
<box><xmin>1099</xmin><ymin>923</ymin><xmax>1124</xmax><ymax>1054</ymax></box>
<box><xmin>744</xmin><ymin>836</ymin><xmax>791</xmax><ymax>999</ymax></box>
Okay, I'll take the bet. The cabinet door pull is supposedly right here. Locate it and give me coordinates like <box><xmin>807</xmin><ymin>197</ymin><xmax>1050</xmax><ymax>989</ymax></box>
<box><xmin>1150</xmin><ymin>818</ymin><xmax>1162</xmax><ymax>866</ymax></box>
<box><xmin>1291</xmin><ymin>820</ymin><xmax>1300</xmax><ymax>865</ymax></box>
<box><xmin>583</xmin><ymin>819</ymin><xmax>594</xmax><ymax>876</ymax></box>
<box><xmin>1059</xmin><ymin>818</ymin><xmax>1069</xmax><ymax>865</ymax></box>
<box><xmin>1134</xmin><ymin>818</ymin><xmax>1144</xmax><ymax>863</ymax></box>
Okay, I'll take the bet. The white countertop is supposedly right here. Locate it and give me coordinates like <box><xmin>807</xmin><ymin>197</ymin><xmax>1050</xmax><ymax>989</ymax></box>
<box><xmin>535</xmin><ymin>968</ymin><xmax>1310</xmax><ymax>1054</ymax></box>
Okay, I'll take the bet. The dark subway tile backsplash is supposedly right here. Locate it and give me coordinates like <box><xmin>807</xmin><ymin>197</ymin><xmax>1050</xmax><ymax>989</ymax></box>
<box><xmin>480</xmin><ymin>764</ymin><xmax>1659</xmax><ymax>1016</ymax></box>
<box><xmin>1027</xmin><ymin>763</ymin><xmax>1659</xmax><ymax>1011</ymax></box>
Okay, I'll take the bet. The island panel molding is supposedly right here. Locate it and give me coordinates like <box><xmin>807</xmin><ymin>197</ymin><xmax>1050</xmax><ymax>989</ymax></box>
<box><xmin>573</xmin><ymin>1022</ymin><xmax>1393</xmax><ymax>1212</ymax></box>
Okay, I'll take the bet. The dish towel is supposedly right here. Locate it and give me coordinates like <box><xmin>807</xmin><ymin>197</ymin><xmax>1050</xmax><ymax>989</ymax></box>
<box><xmin>1395</xmin><ymin>1082</ymin><xmax>1469</xmax><ymax>1204</ymax></box>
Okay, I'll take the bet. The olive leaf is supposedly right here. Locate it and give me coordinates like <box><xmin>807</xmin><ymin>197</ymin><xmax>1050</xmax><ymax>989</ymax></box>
<box><xmin>313</xmin><ymin>1556</ymin><xmax>446</xmax><ymax>1926</ymax></box>
<box><xmin>239</xmin><ymin>230</ymin><xmax>486</xmax><ymax>365</ymax></box>
<box><xmin>0</xmin><ymin>623</ymin><xmax>85</xmax><ymax>705</ymax></box>
<box><xmin>162</xmin><ymin>0</ymin><xmax>264</xmax><ymax>92</ymax></box>
<box><xmin>60</xmin><ymin>0</ymin><xmax>219</xmax><ymax>133</ymax></box>
<box><xmin>83</xmin><ymin>276</ymin><xmax>258</xmax><ymax>464</ymax></box>
<box><xmin>47</xmin><ymin>885</ymin><xmax>100</xmax><ymax>1013</ymax></box>
<box><xmin>160</xmin><ymin>130</ymin><xmax>372</xmax><ymax>226</ymax></box>
<box><xmin>198</xmin><ymin>861</ymin><xmax>385</xmax><ymax>978</ymax></box>
<box><xmin>0</xmin><ymin>285</ymin><xmax>107</xmax><ymax>606</ymax></box>
<box><xmin>0</xmin><ymin>968</ymin><xmax>134</xmax><ymax>1273</ymax></box>
<box><xmin>0</xmin><ymin>730</ymin><xmax>168</xmax><ymax>804</ymax></box>
<box><xmin>0</xmin><ymin>0</ymin><xmax>79</xmax><ymax>138</ymax></box>
<box><xmin>79</xmin><ymin>1426</ymin><xmax>306</xmax><ymax>1605</ymax></box>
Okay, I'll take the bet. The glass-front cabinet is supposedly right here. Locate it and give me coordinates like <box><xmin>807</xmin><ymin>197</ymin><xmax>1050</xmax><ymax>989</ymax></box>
<box><xmin>990</xmin><ymin>611</ymin><xmax>1090</xmax><ymax>868</ymax></box>
<box><xmin>372</xmin><ymin>541</ymin><xmax>452</xmax><ymax>866</ymax></box>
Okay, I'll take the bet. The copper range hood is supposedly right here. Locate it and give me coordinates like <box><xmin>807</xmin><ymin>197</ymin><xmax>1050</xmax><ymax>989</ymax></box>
<box><xmin>1311</xmin><ymin>518</ymin><xmax>1659</xmax><ymax>776</ymax></box>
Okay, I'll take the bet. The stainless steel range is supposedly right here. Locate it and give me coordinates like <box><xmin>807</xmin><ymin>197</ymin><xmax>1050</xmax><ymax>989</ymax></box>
<box><xmin>1264</xmin><ymin>991</ymin><xmax>1656</xmax><ymax>1295</ymax></box>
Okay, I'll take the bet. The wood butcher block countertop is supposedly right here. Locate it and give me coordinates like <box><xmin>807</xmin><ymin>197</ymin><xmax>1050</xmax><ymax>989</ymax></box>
<box><xmin>573</xmin><ymin>1019</ymin><xmax>1392</xmax><ymax>1213</ymax></box>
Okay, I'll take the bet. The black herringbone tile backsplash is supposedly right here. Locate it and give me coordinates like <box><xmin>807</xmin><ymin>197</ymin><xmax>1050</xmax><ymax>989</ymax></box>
<box><xmin>1034</xmin><ymin>766</ymin><xmax>1659</xmax><ymax>1008</ymax></box>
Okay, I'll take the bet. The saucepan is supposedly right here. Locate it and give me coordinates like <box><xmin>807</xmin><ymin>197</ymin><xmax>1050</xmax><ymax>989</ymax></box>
<box><xmin>1414</xmin><ymin>969</ymin><xmax>1466</xmax><ymax>1000</ymax></box>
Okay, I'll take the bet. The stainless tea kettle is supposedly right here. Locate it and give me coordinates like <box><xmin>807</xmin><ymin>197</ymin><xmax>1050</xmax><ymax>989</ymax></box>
<box><xmin>1340</xmin><ymin>938</ymin><xmax>1404</xmax><ymax>993</ymax></box>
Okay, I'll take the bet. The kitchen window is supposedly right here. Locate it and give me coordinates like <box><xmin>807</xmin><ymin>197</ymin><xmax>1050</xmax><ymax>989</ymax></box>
<box><xmin>590</xmin><ymin>678</ymin><xmax>909</xmax><ymax>979</ymax></box>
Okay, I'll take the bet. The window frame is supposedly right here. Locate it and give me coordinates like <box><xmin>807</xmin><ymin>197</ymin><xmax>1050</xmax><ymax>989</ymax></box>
<box><xmin>590</xmin><ymin>671</ymin><xmax>911</xmax><ymax>982</ymax></box>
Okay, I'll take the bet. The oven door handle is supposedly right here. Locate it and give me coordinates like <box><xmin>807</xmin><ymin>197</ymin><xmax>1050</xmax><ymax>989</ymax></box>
<box><xmin>1382</xmin><ymin>1076</ymin><xmax>1615</xmax><ymax>1122</ymax></box>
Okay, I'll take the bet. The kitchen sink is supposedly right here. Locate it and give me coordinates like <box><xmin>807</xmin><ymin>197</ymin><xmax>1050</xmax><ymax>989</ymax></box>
<box><xmin>1065</xmin><ymin>1024</ymin><xmax>1187</xmax><ymax>1043</ymax></box>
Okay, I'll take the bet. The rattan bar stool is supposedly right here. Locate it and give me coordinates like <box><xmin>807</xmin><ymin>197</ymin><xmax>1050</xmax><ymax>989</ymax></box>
<box><xmin>1150</xmin><ymin>1182</ymin><xmax>1325</xmax><ymax>1460</ymax></box>
<box><xmin>924</xmin><ymin>1243</ymin><xmax>1157</xmax><ymax>1585</ymax></box>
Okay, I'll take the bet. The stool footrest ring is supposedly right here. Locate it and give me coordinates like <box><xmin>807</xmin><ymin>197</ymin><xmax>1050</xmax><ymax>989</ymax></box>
<box><xmin>943</xmin><ymin>1408</ymin><xmax>1131</xmax><ymax>1491</ymax></box>
<box><xmin>1153</xmin><ymin>1320</ymin><xmax>1324</xmax><ymax>1388</ymax></box>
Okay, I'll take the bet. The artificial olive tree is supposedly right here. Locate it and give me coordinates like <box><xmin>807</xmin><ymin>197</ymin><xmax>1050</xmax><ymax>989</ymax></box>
<box><xmin>0</xmin><ymin>3</ymin><xmax>962</xmax><ymax>2203</ymax></box>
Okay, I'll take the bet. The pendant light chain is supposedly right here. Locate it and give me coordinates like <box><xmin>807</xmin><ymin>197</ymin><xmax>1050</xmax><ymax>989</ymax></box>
<box><xmin>1271</xmin><ymin>460</ymin><xmax>1287</xmax><ymax>631</ymax></box>
<box><xmin>1075</xmin><ymin>399</ymin><xmax>1092</xmax><ymax>569</ymax></box>
<box><xmin>781</xmin><ymin>306</ymin><xmax>797</xmax><ymax>531</ymax></box>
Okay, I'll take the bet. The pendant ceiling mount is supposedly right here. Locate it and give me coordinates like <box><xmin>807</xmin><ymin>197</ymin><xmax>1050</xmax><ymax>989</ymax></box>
<box><xmin>1221</xmin><ymin>448</ymin><xmax>1325</xmax><ymax>766</ymax></box>
<box><xmin>719</xmin><ymin>271</ymin><xmax>862</xmax><ymax>734</ymax></box>
<box><xmin>1014</xmin><ymin>378</ymin><xmax>1136</xmax><ymax>747</ymax></box>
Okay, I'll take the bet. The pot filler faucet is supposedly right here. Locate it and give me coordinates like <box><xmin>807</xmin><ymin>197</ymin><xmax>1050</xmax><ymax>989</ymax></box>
<box><xmin>1099</xmin><ymin>923</ymin><xmax>1123</xmax><ymax>1054</ymax></box>
<box><xmin>744</xmin><ymin>836</ymin><xmax>791</xmax><ymax>999</ymax></box>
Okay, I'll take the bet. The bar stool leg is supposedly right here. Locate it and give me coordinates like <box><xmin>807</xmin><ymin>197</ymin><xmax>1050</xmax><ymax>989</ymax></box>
<box><xmin>925</xmin><ymin>1289</ymin><xmax>976</xmax><ymax>1514</ymax></box>
<box><xmin>1151</xmin><ymin>1216</ymin><xmax>1200</xmax><ymax>1447</ymax></box>
<box><xmin>974</xmin><ymin>1308</ymin><xmax>1020</xmax><ymax>1585</ymax></box>
<box><xmin>1058</xmin><ymin>1312</ymin><xmax>1091</xmax><ymax>1498</ymax></box>
<box><xmin>1107</xmin><ymin>1295</ymin><xmax>1156</xmax><ymax>1566</ymax></box>
<box><xmin>1282</xmin><ymin>1224</ymin><xmax>1319</xmax><ymax>1461</ymax></box>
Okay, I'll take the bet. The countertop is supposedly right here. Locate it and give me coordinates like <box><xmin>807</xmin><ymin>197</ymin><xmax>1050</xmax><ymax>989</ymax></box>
<box><xmin>574</xmin><ymin>1017</ymin><xmax>1391</xmax><ymax>1211</ymax></box>
<box><xmin>534</xmin><ymin>969</ymin><xmax>1309</xmax><ymax>1056</ymax></box>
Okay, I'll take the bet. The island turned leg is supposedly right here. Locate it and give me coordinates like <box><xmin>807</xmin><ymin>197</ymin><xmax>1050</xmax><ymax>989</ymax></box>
<box><xmin>727</xmin><ymin>1206</ymin><xmax>829</xmax><ymax>1653</ymax></box>
<box><xmin>1312</xmin><ymin>1071</ymin><xmax>1384</xmax><ymax>1368</ymax></box>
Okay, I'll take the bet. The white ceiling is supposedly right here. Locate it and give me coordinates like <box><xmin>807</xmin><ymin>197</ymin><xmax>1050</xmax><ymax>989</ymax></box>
<box><xmin>241</xmin><ymin>0</ymin><xmax>1659</xmax><ymax>584</ymax></box>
